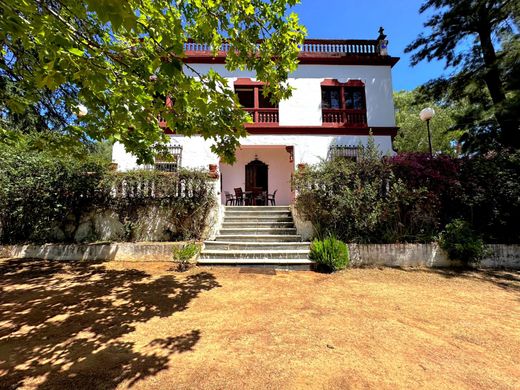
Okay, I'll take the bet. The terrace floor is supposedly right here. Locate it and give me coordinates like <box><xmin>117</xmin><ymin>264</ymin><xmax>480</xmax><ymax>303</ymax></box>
<box><xmin>0</xmin><ymin>259</ymin><xmax>519</xmax><ymax>389</ymax></box>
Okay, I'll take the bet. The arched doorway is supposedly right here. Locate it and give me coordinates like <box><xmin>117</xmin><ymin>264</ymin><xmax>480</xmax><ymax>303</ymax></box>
<box><xmin>245</xmin><ymin>158</ymin><xmax>268</xmax><ymax>192</ymax></box>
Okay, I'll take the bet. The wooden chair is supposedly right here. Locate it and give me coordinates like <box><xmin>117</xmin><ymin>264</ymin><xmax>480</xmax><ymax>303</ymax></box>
<box><xmin>234</xmin><ymin>187</ymin><xmax>244</xmax><ymax>206</ymax></box>
<box><xmin>224</xmin><ymin>191</ymin><xmax>236</xmax><ymax>206</ymax></box>
<box><xmin>252</xmin><ymin>187</ymin><xmax>266</xmax><ymax>206</ymax></box>
<box><xmin>267</xmin><ymin>189</ymin><xmax>277</xmax><ymax>206</ymax></box>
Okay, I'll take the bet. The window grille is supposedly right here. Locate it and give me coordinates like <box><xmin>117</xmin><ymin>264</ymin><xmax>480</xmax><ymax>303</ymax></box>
<box><xmin>153</xmin><ymin>145</ymin><xmax>182</xmax><ymax>172</ymax></box>
<box><xmin>327</xmin><ymin>145</ymin><xmax>361</xmax><ymax>162</ymax></box>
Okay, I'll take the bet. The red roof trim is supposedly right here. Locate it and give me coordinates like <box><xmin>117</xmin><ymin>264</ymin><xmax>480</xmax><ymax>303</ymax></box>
<box><xmin>183</xmin><ymin>53</ymin><xmax>400</xmax><ymax>67</ymax></box>
<box><xmin>321</xmin><ymin>79</ymin><xmax>365</xmax><ymax>87</ymax></box>
<box><xmin>234</xmin><ymin>78</ymin><xmax>265</xmax><ymax>86</ymax></box>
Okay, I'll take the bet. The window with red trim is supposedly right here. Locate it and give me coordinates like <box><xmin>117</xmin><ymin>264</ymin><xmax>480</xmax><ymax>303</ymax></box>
<box><xmin>321</xmin><ymin>79</ymin><xmax>367</xmax><ymax>126</ymax></box>
<box><xmin>234</xmin><ymin>79</ymin><xmax>278</xmax><ymax>124</ymax></box>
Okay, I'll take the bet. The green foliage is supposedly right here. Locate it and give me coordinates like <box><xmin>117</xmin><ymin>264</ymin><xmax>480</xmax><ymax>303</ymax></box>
<box><xmin>310</xmin><ymin>235</ymin><xmax>350</xmax><ymax>272</ymax></box>
<box><xmin>294</xmin><ymin>151</ymin><xmax>520</xmax><ymax>244</ymax></box>
<box><xmin>172</xmin><ymin>242</ymin><xmax>200</xmax><ymax>263</ymax></box>
<box><xmin>0</xmin><ymin>0</ymin><xmax>306</xmax><ymax>164</ymax></box>
<box><xmin>439</xmin><ymin>219</ymin><xmax>485</xmax><ymax>266</ymax></box>
<box><xmin>0</xmin><ymin>136</ymin><xmax>215</xmax><ymax>244</ymax></box>
<box><xmin>406</xmin><ymin>1</ymin><xmax>519</xmax><ymax>153</ymax></box>
<box><xmin>293</xmin><ymin>153</ymin><xmax>440</xmax><ymax>243</ymax></box>
<box><xmin>0</xmin><ymin>138</ymin><xmax>106</xmax><ymax>243</ymax></box>
<box><xmin>393</xmin><ymin>90</ymin><xmax>464</xmax><ymax>155</ymax></box>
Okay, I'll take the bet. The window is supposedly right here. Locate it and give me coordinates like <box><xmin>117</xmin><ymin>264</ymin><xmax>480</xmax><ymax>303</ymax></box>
<box><xmin>234</xmin><ymin>79</ymin><xmax>279</xmax><ymax>124</ymax></box>
<box><xmin>321</xmin><ymin>79</ymin><xmax>367</xmax><ymax>126</ymax></box>
<box><xmin>327</xmin><ymin>145</ymin><xmax>361</xmax><ymax>162</ymax></box>
<box><xmin>154</xmin><ymin>145</ymin><xmax>182</xmax><ymax>172</ymax></box>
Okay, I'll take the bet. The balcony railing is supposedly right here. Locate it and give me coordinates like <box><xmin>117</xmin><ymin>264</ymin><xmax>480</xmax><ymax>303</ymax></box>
<box><xmin>184</xmin><ymin>39</ymin><xmax>382</xmax><ymax>56</ymax></box>
<box><xmin>322</xmin><ymin>109</ymin><xmax>367</xmax><ymax>126</ymax></box>
<box><xmin>244</xmin><ymin>108</ymin><xmax>279</xmax><ymax>124</ymax></box>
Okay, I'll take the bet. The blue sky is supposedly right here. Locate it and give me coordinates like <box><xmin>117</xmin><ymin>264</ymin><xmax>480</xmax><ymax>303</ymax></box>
<box><xmin>292</xmin><ymin>0</ymin><xmax>452</xmax><ymax>91</ymax></box>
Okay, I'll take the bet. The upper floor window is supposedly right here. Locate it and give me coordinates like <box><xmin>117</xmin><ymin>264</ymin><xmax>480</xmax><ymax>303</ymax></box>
<box><xmin>321</xmin><ymin>79</ymin><xmax>367</xmax><ymax>126</ymax></box>
<box><xmin>234</xmin><ymin>78</ymin><xmax>279</xmax><ymax>124</ymax></box>
<box><xmin>154</xmin><ymin>145</ymin><xmax>182</xmax><ymax>172</ymax></box>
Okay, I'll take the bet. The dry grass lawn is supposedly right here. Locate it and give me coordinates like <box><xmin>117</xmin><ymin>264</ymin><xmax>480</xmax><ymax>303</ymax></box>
<box><xmin>0</xmin><ymin>259</ymin><xmax>519</xmax><ymax>389</ymax></box>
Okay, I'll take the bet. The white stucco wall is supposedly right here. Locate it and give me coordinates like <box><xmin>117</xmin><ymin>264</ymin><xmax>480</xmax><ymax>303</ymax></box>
<box><xmin>184</xmin><ymin>63</ymin><xmax>396</xmax><ymax>127</ymax></box>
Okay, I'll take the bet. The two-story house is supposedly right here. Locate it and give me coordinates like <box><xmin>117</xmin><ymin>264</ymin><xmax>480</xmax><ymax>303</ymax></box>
<box><xmin>112</xmin><ymin>29</ymin><xmax>399</xmax><ymax>206</ymax></box>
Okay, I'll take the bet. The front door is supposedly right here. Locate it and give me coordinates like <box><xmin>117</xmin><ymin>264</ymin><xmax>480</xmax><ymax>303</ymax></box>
<box><xmin>245</xmin><ymin>158</ymin><xmax>268</xmax><ymax>193</ymax></box>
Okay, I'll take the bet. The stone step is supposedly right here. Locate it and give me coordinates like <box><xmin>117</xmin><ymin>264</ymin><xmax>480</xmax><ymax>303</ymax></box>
<box><xmin>225</xmin><ymin>206</ymin><xmax>290</xmax><ymax>211</ymax></box>
<box><xmin>214</xmin><ymin>234</ymin><xmax>303</xmax><ymax>242</ymax></box>
<box><xmin>204</xmin><ymin>241</ymin><xmax>310</xmax><ymax>251</ymax></box>
<box><xmin>219</xmin><ymin>227</ymin><xmax>297</xmax><ymax>236</ymax></box>
<box><xmin>198</xmin><ymin>258</ymin><xmax>314</xmax><ymax>266</ymax></box>
<box><xmin>224</xmin><ymin>216</ymin><xmax>293</xmax><ymax>223</ymax></box>
<box><xmin>200</xmin><ymin>249</ymin><xmax>310</xmax><ymax>260</ymax></box>
<box><xmin>222</xmin><ymin>221</ymin><xmax>295</xmax><ymax>228</ymax></box>
<box><xmin>225</xmin><ymin>210</ymin><xmax>292</xmax><ymax>218</ymax></box>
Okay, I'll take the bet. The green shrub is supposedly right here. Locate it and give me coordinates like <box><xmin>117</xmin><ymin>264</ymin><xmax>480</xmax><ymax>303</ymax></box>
<box><xmin>310</xmin><ymin>235</ymin><xmax>350</xmax><ymax>272</ymax></box>
<box><xmin>172</xmin><ymin>242</ymin><xmax>201</xmax><ymax>271</ymax></box>
<box><xmin>439</xmin><ymin>219</ymin><xmax>485</xmax><ymax>266</ymax></box>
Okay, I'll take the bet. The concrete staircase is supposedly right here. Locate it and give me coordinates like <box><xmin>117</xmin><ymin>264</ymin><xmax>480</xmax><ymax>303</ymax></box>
<box><xmin>200</xmin><ymin>206</ymin><xmax>312</xmax><ymax>268</ymax></box>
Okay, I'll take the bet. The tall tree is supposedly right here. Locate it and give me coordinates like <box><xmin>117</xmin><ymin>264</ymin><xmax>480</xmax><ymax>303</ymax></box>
<box><xmin>406</xmin><ymin>0</ymin><xmax>519</xmax><ymax>153</ymax></box>
<box><xmin>0</xmin><ymin>0</ymin><xmax>305</xmax><ymax>163</ymax></box>
<box><xmin>393</xmin><ymin>90</ymin><xmax>464</xmax><ymax>156</ymax></box>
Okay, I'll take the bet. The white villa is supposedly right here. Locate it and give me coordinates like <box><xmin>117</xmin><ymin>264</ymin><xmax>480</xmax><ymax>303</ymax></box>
<box><xmin>112</xmin><ymin>29</ymin><xmax>399</xmax><ymax>206</ymax></box>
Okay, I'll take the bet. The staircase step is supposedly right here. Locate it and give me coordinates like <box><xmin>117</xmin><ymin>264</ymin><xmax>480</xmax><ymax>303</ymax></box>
<box><xmin>214</xmin><ymin>235</ymin><xmax>303</xmax><ymax>242</ymax></box>
<box><xmin>219</xmin><ymin>227</ymin><xmax>297</xmax><ymax>235</ymax></box>
<box><xmin>222</xmin><ymin>222</ymin><xmax>294</xmax><ymax>228</ymax></box>
<box><xmin>204</xmin><ymin>241</ymin><xmax>310</xmax><ymax>251</ymax></box>
<box><xmin>225</xmin><ymin>211</ymin><xmax>291</xmax><ymax>218</ymax></box>
<box><xmin>198</xmin><ymin>258</ymin><xmax>314</xmax><ymax>265</ymax></box>
<box><xmin>200</xmin><ymin>249</ymin><xmax>310</xmax><ymax>260</ymax></box>
<box><xmin>224</xmin><ymin>216</ymin><xmax>293</xmax><ymax>223</ymax></box>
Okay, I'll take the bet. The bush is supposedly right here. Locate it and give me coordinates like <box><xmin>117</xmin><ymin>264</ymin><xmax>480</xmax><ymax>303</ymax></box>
<box><xmin>310</xmin><ymin>235</ymin><xmax>350</xmax><ymax>272</ymax></box>
<box><xmin>293</xmin><ymin>156</ymin><xmax>440</xmax><ymax>243</ymax></box>
<box><xmin>0</xmin><ymin>137</ymin><xmax>216</xmax><ymax>244</ymax></box>
<box><xmin>172</xmin><ymin>242</ymin><xmax>201</xmax><ymax>271</ymax></box>
<box><xmin>439</xmin><ymin>219</ymin><xmax>485</xmax><ymax>266</ymax></box>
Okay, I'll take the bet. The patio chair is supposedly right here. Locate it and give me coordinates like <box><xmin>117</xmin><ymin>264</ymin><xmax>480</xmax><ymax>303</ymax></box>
<box><xmin>224</xmin><ymin>191</ymin><xmax>236</xmax><ymax>206</ymax></box>
<box><xmin>267</xmin><ymin>189</ymin><xmax>277</xmax><ymax>206</ymax></box>
<box><xmin>234</xmin><ymin>187</ymin><xmax>244</xmax><ymax>206</ymax></box>
<box><xmin>252</xmin><ymin>187</ymin><xmax>266</xmax><ymax>206</ymax></box>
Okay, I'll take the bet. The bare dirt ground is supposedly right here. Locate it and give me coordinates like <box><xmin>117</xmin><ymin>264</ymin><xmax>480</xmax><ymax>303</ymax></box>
<box><xmin>0</xmin><ymin>259</ymin><xmax>519</xmax><ymax>390</ymax></box>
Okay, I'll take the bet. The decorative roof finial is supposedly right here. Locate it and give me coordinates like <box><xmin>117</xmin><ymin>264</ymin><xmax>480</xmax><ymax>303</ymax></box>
<box><xmin>378</xmin><ymin>26</ymin><xmax>387</xmax><ymax>41</ymax></box>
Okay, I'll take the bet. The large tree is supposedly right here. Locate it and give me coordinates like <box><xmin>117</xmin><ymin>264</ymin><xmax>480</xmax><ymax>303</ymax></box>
<box><xmin>406</xmin><ymin>0</ymin><xmax>519</xmax><ymax>153</ymax></box>
<box><xmin>0</xmin><ymin>0</ymin><xmax>305</xmax><ymax>163</ymax></box>
<box><xmin>393</xmin><ymin>90</ymin><xmax>464</xmax><ymax>156</ymax></box>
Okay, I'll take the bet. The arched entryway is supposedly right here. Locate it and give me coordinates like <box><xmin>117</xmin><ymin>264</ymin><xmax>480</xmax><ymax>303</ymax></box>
<box><xmin>245</xmin><ymin>158</ymin><xmax>268</xmax><ymax>192</ymax></box>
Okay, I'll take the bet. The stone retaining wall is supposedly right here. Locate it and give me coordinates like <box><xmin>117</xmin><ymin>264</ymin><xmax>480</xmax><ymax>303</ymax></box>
<box><xmin>1</xmin><ymin>242</ymin><xmax>519</xmax><ymax>269</ymax></box>
<box><xmin>0</xmin><ymin>242</ymin><xmax>187</xmax><ymax>262</ymax></box>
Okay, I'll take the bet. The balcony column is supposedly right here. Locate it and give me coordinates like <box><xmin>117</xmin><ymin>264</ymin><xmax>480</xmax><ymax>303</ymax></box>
<box><xmin>253</xmin><ymin>87</ymin><xmax>259</xmax><ymax>123</ymax></box>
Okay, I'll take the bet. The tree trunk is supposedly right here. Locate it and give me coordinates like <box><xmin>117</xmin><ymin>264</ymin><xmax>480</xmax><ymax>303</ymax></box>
<box><xmin>477</xmin><ymin>8</ymin><xmax>519</xmax><ymax>148</ymax></box>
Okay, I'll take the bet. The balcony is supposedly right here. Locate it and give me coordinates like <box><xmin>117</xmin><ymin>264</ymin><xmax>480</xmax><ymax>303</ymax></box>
<box><xmin>244</xmin><ymin>108</ymin><xmax>279</xmax><ymax>125</ymax></box>
<box><xmin>322</xmin><ymin>109</ymin><xmax>367</xmax><ymax>127</ymax></box>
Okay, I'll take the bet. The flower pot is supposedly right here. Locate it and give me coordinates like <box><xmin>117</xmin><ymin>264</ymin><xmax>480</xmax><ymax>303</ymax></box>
<box><xmin>209</xmin><ymin>164</ymin><xmax>218</xmax><ymax>173</ymax></box>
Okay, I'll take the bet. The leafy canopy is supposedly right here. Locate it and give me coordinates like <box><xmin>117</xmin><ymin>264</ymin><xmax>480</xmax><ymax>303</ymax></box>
<box><xmin>0</xmin><ymin>0</ymin><xmax>306</xmax><ymax>163</ymax></box>
<box><xmin>405</xmin><ymin>0</ymin><xmax>519</xmax><ymax>153</ymax></box>
<box><xmin>393</xmin><ymin>89</ymin><xmax>464</xmax><ymax>156</ymax></box>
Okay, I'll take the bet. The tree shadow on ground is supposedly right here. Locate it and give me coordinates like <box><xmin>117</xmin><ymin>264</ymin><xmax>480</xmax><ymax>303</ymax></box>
<box><xmin>0</xmin><ymin>258</ymin><xmax>220</xmax><ymax>389</ymax></box>
<box><xmin>395</xmin><ymin>266</ymin><xmax>520</xmax><ymax>294</ymax></box>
